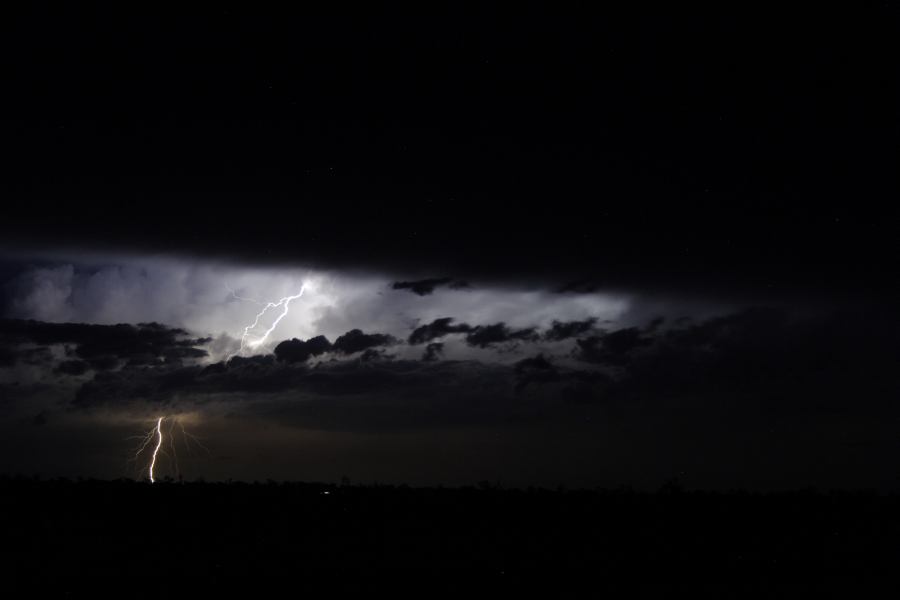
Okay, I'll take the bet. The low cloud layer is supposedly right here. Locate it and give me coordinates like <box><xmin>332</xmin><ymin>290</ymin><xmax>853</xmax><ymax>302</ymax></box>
<box><xmin>0</xmin><ymin>319</ymin><xmax>210</xmax><ymax>371</ymax></box>
<box><xmin>1</xmin><ymin>305</ymin><xmax>893</xmax><ymax>430</ymax></box>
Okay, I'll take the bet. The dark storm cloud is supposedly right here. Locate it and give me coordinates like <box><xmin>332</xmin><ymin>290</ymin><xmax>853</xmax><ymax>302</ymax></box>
<box><xmin>408</xmin><ymin>318</ymin><xmax>472</xmax><ymax>345</ymax></box>
<box><xmin>0</xmin><ymin>319</ymin><xmax>210</xmax><ymax>371</ymax></box>
<box><xmin>1</xmin><ymin>6</ymin><xmax>893</xmax><ymax>300</ymax></box>
<box><xmin>464</xmin><ymin>323</ymin><xmax>539</xmax><ymax>348</ymax></box>
<box><xmin>391</xmin><ymin>278</ymin><xmax>469</xmax><ymax>296</ymax></box>
<box><xmin>332</xmin><ymin>329</ymin><xmax>397</xmax><ymax>355</ymax></box>
<box><xmin>274</xmin><ymin>335</ymin><xmax>333</xmax><ymax>364</ymax></box>
<box><xmin>543</xmin><ymin>318</ymin><xmax>597</xmax><ymax>341</ymax></box>
<box><xmin>3</xmin><ymin>302</ymin><xmax>892</xmax><ymax>432</ymax></box>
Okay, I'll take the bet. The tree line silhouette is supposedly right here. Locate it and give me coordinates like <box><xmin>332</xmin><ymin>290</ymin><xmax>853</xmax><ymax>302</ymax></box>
<box><xmin>2</xmin><ymin>475</ymin><xmax>896</xmax><ymax>592</ymax></box>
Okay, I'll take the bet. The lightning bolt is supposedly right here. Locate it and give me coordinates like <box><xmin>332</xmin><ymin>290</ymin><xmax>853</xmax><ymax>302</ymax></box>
<box><xmin>148</xmin><ymin>417</ymin><xmax>163</xmax><ymax>483</ymax></box>
<box><xmin>129</xmin><ymin>422</ymin><xmax>160</xmax><ymax>471</ymax></box>
<box><xmin>229</xmin><ymin>283</ymin><xmax>307</xmax><ymax>357</ymax></box>
<box><xmin>129</xmin><ymin>416</ymin><xmax>210</xmax><ymax>483</ymax></box>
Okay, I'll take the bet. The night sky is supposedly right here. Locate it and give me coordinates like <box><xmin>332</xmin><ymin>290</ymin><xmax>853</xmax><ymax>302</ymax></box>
<box><xmin>1</xmin><ymin>5</ymin><xmax>897</xmax><ymax>490</ymax></box>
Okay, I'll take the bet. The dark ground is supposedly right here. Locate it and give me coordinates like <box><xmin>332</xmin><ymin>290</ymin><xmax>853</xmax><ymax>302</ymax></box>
<box><xmin>3</xmin><ymin>477</ymin><xmax>899</xmax><ymax>595</ymax></box>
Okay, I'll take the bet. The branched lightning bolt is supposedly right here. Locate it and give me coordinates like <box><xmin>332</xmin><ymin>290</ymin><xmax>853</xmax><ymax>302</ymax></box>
<box><xmin>229</xmin><ymin>283</ymin><xmax>307</xmax><ymax>357</ymax></box>
<box><xmin>180</xmin><ymin>421</ymin><xmax>211</xmax><ymax>456</ymax></box>
<box><xmin>129</xmin><ymin>425</ymin><xmax>159</xmax><ymax>467</ymax></box>
<box><xmin>129</xmin><ymin>416</ymin><xmax>209</xmax><ymax>483</ymax></box>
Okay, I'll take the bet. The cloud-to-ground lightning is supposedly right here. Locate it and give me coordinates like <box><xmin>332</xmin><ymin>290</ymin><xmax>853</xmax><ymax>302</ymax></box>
<box><xmin>148</xmin><ymin>417</ymin><xmax>163</xmax><ymax>483</ymax></box>
<box><xmin>228</xmin><ymin>282</ymin><xmax>308</xmax><ymax>357</ymax></box>
<box><xmin>129</xmin><ymin>420</ymin><xmax>160</xmax><ymax>479</ymax></box>
<box><xmin>129</xmin><ymin>416</ymin><xmax>210</xmax><ymax>483</ymax></box>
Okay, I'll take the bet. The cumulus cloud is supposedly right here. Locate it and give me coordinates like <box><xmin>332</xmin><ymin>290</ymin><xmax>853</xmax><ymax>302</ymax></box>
<box><xmin>332</xmin><ymin>329</ymin><xmax>397</xmax><ymax>355</ymax></box>
<box><xmin>273</xmin><ymin>336</ymin><xmax>332</xmax><ymax>364</ymax></box>
<box><xmin>408</xmin><ymin>318</ymin><xmax>472</xmax><ymax>345</ymax></box>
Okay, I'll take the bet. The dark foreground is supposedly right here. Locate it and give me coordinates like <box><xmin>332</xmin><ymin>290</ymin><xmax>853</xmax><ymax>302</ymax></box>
<box><xmin>3</xmin><ymin>477</ymin><xmax>899</xmax><ymax>595</ymax></box>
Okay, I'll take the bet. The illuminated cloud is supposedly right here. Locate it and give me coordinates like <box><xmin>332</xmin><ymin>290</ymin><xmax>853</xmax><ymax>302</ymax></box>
<box><xmin>3</xmin><ymin>253</ymin><xmax>635</xmax><ymax>363</ymax></box>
